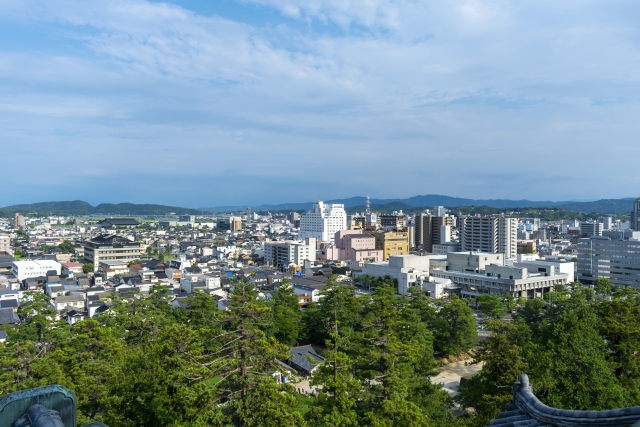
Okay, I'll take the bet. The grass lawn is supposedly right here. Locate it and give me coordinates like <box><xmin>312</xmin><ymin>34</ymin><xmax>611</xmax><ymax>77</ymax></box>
<box><xmin>294</xmin><ymin>394</ymin><xmax>315</xmax><ymax>415</ymax></box>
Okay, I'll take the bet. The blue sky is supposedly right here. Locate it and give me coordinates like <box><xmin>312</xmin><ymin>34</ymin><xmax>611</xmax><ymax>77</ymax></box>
<box><xmin>1</xmin><ymin>0</ymin><xmax>640</xmax><ymax>208</ymax></box>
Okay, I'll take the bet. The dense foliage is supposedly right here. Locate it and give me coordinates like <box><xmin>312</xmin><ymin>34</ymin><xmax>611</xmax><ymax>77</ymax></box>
<box><xmin>4</xmin><ymin>277</ymin><xmax>640</xmax><ymax>426</ymax></box>
<box><xmin>0</xmin><ymin>278</ymin><xmax>477</xmax><ymax>427</ymax></box>
<box><xmin>458</xmin><ymin>280</ymin><xmax>640</xmax><ymax>426</ymax></box>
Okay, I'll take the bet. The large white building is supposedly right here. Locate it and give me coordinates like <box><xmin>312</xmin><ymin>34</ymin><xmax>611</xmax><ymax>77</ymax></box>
<box><xmin>299</xmin><ymin>201</ymin><xmax>347</xmax><ymax>243</ymax></box>
<box><xmin>264</xmin><ymin>238</ymin><xmax>317</xmax><ymax>270</ymax></box>
<box><xmin>12</xmin><ymin>260</ymin><xmax>62</xmax><ymax>281</ymax></box>
<box><xmin>355</xmin><ymin>254</ymin><xmax>431</xmax><ymax>295</ymax></box>
<box><xmin>460</xmin><ymin>217</ymin><xmax>518</xmax><ymax>259</ymax></box>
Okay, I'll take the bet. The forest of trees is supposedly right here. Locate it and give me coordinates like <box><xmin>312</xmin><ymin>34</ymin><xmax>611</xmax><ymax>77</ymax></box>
<box><xmin>1</xmin><ymin>277</ymin><xmax>639</xmax><ymax>426</ymax></box>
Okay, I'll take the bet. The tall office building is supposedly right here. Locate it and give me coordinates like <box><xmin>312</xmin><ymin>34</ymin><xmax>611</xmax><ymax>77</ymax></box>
<box><xmin>414</xmin><ymin>214</ymin><xmax>453</xmax><ymax>252</ymax></box>
<box><xmin>299</xmin><ymin>201</ymin><xmax>347</xmax><ymax>243</ymax></box>
<box><xmin>459</xmin><ymin>217</ymin><xmax>518</xmax><ymax>259</ymax></box>
<box><xmin>580</xmin><ymin>221</ymin><xmax>603</xmax><ymax>237</ymax></box>
<box><xmin>434</xmin><ymin>206</ymin><xmax>447</xmax><ymax>217</ymax></box>
<box><xmin>632</xmin><ymin>198</ymin><xmax>640</xmax><ymax>231</ymax></box>
<box><xmin>13</xmin><ymin>213</ymin><xmax>25</xmax><ymax>230</ymax></box>
<box><xmin>577</xmin><ymin>235</ymin><xmax>640</xmax><ymax>287</ymax></box>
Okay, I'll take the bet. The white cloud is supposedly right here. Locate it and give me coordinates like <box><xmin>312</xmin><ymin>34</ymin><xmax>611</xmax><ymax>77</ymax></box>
<box><xmin>1</xmin><ymin>0</ymin><xmax>640</xmax><ymax>205</ymax></box>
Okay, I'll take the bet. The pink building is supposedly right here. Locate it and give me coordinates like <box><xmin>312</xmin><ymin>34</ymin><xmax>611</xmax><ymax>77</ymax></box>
<box><xmin>335</xmin><ymin>230</ymin><xmax>383</xmax><ymax>263</ymax></box>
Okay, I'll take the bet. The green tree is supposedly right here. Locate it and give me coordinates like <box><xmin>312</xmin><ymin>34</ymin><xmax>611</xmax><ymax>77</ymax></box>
<box><xmin>594</xmin><ymin>278</ymin><xmax>613</xmax><ymax>298</ymax></box>
<box><xmin>353</xmin><ymin>285</ymin><xmax>440</xmax><ymax>424</ymax></box>
<box><xmin>596</xmin><ymin>299</ymin><xmax>640</xmax><ymax>403</ymax></box>
<box><xmin>432</xmin><ymin>296</ymin><xmax>477</xmax><ymax>355</ymax></box>
<box><xmin>57</xmin><ymin>240</ymin><xmax>76</xmax><ymax>254</ymax></box>
<box><xmin>212</xmin><ymin>280</ymin><xmax>304</xmax><ymax>425</ymax></box>
<box><xmin>457</xmin><ymin>320</ymin><xmax>530</xmax><ymax>426</ymax></box>
<box><xmin>528</xmin><ymin>299</ymin><xmax>631</xmax><ymax>410</ymax></box>
<box><xmin>270</xmin><ymin>279</ymin><xmax>302</xmax><ymax>345</ymax></box>
<box><xmin>477</xmin><ymin>294</ymin><xmax>507</xmax><ymax>320</ymax></box>
<box><xmin>82</xmin><ymin>263</ymin><xmax>94</xmax><ymax>274</ymax></box>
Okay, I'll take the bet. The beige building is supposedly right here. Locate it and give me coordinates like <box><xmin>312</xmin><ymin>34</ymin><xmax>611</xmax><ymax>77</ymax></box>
<box><xmin>0</xmin><ymin>235</ymin><xmax>10</xmax><ymax>253</ymax></box>
<box><xmin>374</xmin><ymin>230</ymin><xmax>409</xmax><ymax>260</ymax></box>
<box><xmin>14</xmin><ymin>214</ymin><xmax>25</xmax><ymax>230</ymax></box>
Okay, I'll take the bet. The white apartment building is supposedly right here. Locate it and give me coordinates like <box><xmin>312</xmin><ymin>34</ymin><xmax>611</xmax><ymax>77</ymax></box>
<box><xmin>299</xmin><ymin>201</ymin><xmax>347</xmax><ymax>243</ymax></box>
<box><xmin>264</xmin><ymin>239</ymin><xmax>317</xmax><ymax>270</ymax></box>
<box><xmin>460</xmin><ymin>217</ymin><xmax>518</xmax><ymax>259</ymax></box>
<box><xmin>12</xmin><ymin>260</ymin><xmax>62</xmax><ymax>281</ymax></box>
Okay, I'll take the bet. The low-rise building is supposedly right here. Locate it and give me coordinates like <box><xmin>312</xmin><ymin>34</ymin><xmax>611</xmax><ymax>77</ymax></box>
<box><xmin>430</xmin><ymin>252</ymin><xmax>569</xmax><ymax>299</ymax></box>
<box><xmin>12</xmin><ymin>260</ymin><xmax>61</xmax><ymax>281</ymax></box>
<box><xmin>374</xmin><ymin>230</ymin><xmax>409</xmax><ymax>260</ymax></box>
<box><xmin>355</xmin><ymin>254</ymin><xmax>430</xmax><ymax>294</ymax></box>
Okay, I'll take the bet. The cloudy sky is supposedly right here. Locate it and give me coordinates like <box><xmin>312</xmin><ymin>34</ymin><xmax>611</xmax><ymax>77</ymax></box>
<box><xmin>2</xmin><ymin>0</ymin><xmax>639</xmax><ymax>207</ymax></box>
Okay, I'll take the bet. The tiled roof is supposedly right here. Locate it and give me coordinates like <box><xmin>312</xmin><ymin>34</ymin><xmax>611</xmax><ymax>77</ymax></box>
<box><xmin>487</xmin><ymin>375</ymin><xmax>640</xmax><ymax>427</ymax></box>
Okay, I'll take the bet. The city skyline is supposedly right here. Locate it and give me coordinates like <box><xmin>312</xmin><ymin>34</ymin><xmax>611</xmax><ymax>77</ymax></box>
<box><xmin>2</xmin><ymin>0</ymin><xmax>640</xmax><ymax>206</ymax></box>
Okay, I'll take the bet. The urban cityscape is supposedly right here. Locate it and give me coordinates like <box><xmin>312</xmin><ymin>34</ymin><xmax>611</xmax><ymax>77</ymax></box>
<box><xmin>2</xmin><ymin>1</ymin><xmax>640</xmax><ymax>426</ymax></box>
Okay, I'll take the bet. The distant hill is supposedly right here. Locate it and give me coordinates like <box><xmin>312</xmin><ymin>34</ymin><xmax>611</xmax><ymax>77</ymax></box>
<box><xmin>2</xmin><ymin>200</ymin><xmax>202</xmax><ymax>216</ymax></box>
<box><xmin>555</xmin><ymin>199</ymin><xmax>635</xmax><ymax>215</ymax></box>
<box><xmin>205</xmin><ymin>194</ymin><xmax>636</xmax><ymax>215</ymax></box>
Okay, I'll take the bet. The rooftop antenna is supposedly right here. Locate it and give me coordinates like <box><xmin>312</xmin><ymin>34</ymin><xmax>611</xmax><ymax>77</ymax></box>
<box><xmin>365</xmin><ymin>196</ymin><xmax>371</xmax><ymax>215</ymax></box>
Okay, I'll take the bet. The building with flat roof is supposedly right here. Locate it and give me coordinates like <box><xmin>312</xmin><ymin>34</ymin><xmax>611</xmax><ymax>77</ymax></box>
<box><xmin>580</xmin><ymin>221</ymin><xmax>603</xmax><ymax>237</ymax></box>
<box><xmin>374</xmin><ymin>230</ymin><xmax>409</xmax><ymax>260</ymax></box>
<box><xmin>355</xmin><ymin>254</ymin><xmax>431</xmax><ymax>294</ymax></box>
<box><xmin>83</xmin><ymin>234</ymin><xmax>142</xmax><ymax>272</ymax></box>
<box><xmin>332</xmin><ymin>230</ymin><xmax>383</xmax><ymax>263</ymax></box>
<box><xmin>459</xmin><ymin>217</ymin><xmax>517</xmax><ymax>259</ymax></box>
<box><xmin>217</xmin><ymin>216</ymin><xmax>242</xmax><ymax>232</ymax></box>
<box><xmin>264</xmin><ymin>239</ymin><xmax>317</xmax><ymax>270</ymax></box>
<box><xmin>632</xmin><ymin>197</ymin><xmax>640</xmax><ymax>231</ymax></box>
<box><xmin>431</xmin><ymin>252</ymin><xmax>568</xmax><ymax>299</ymax></box>
<box><xmin>12</xmin><ymin>260</ymin><xmax>61</xmax><ymax>281</ymax></box>
<box><xmin>299</xmin><ymin>201</ymin><xmax>347</xmax><ymax>243</ymax></box>
<box><xmin>0</xmin><ymin>235</ymin><xmax>10</xmax><ymax>254</ymax></box>
<box><xmin>414</xmin><ymin>214</ymin><xmax>453</xmax><ymax>252</ymax></box>
<box><xmin>577</xmin><ymin>236</ymin><xmax>640</xmax><ymax>287</ymax></box>
<box><xmin>13</xmin><ymin>214</ymin><xmax>25</xmax><ymax>230</ymax></box>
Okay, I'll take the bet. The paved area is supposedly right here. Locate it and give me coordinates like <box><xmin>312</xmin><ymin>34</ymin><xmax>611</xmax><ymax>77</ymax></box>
<box><xmin>432</xmin><ymin>359</ymin><xmax>484</xmax><ymax>397</ymax></box>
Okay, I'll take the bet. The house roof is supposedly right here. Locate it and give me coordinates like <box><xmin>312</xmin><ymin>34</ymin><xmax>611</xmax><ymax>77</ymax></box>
<box><xmin>96</xmin><ymin>218</ymin><xmax>141</xmax><ymax>227</ymax></box>
<box><xmin>54</xmin><ymin>295</ymin><xmax>84</xmax><ymax>303</ymax></box>
<box><xmin>288</xmin><ymin>345</ymin><xmax>324</xmax><ymax>374</ymax></box>
<box><xmin>0</xmin><ymin>299</ymin><xmax>17</xmax><ymax>308</ymax></box>
<box><xmin>0</xmin><ymin>308</ymin><xmax>20</xmax><ymax>324</ymax></box>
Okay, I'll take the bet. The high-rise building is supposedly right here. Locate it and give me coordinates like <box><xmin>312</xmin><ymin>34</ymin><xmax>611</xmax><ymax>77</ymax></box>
<box><xmin>414</xmin><ymin>214</ymin><xmax>453</xmax><ymax>252</ymax></box>
<box><xmin>13</xmin><ymin>214</ymin><xmax>25</xmax><ymax>230</ymax></box>
<box><xmin>632</xmin><ymin>198</ymin><xmax>640</xmax><ymax>231</ymax></box>
<box><xmin>379</xmin><ymin>212</ymin><xmax>406</xmax><ymax>228</ymax></box>
<box><xmin>577</xmin><ymin>235</ymin><xmax>640</xmax><ymax>287</ymax></box>
<box><xmin>299</xmin><ymin>201</ymin><xmax>347</xmax><ymax>243</ymax></box>
<box><xmin>598</xmin><ymin>217</ymin><xmax>613</xmax><ymax>230</ymax></box>
<box><xmin>580</xmin><ymin>221</ymin><xmax>603</xmax><ymax>237</ymax></box>
<box><xmin>459</xmin><ymin>217</ymin><xmax>518</xmax><ymax>259</ymax></box>
<box><xmin>218</xmin><ymin>216</ymin><xmax>242</xmax><ymax>232</ymax></box>
<box><xmin>434</xmin><ymin>206</ymin><xmax>447</xmax><ymax>217</ymax></box>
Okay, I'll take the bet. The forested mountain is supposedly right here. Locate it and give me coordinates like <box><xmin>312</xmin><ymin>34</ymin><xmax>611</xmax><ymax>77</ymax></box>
<box><xmin>2</xmin><ymin>200</ymin><xmax>202</xmax><ymax>215</ymax></box>
<box><xmin>206</xmin><ymin>195</ymin><xmax>636</xmax><ymax>215</ymax></box>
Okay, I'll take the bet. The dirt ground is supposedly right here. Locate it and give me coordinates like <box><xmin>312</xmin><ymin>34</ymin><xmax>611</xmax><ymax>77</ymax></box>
<box><xmin>432</xmin><ymin>359</ymin><xmax>484</xmax><ymax>397</ymax></box>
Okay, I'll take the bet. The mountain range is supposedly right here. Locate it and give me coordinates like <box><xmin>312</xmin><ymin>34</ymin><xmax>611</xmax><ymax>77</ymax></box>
<box><xmin>1</xmin><ymin>195</ymin><xmax>636</xmax><ymax>216</ymax></box>
<box><xmin>205</xmin><ymin>195</ymin><xmax>636</xmax><ymax>215</ymax></box>
<box><xmin>1</xmin><ymin>200</ymin><xmax>202</xmax><ymax>216</ymax></box>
